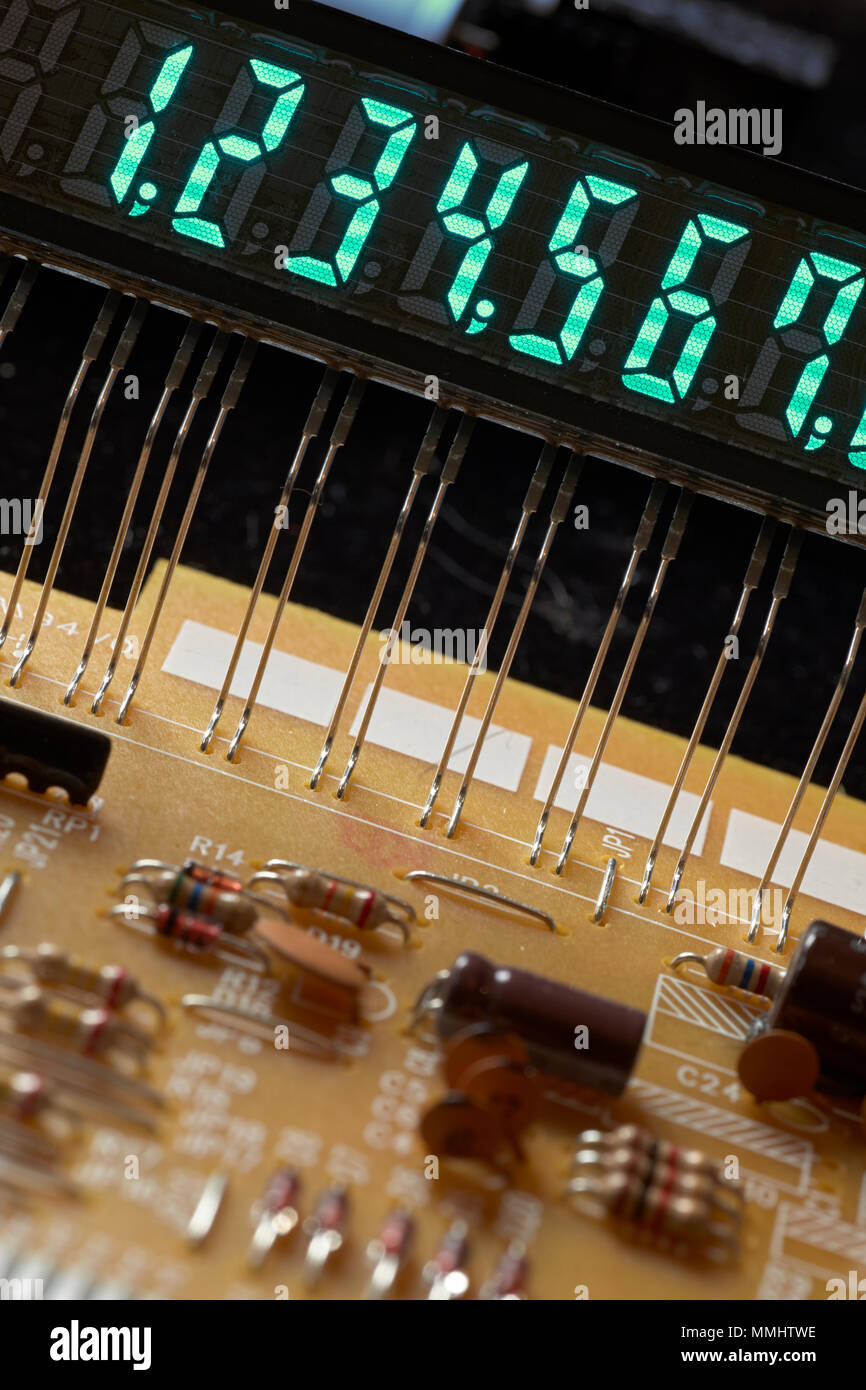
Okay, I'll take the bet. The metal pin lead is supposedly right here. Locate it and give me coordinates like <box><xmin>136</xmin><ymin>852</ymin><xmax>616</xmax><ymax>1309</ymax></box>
<box><xmin>774</xmin><ymin>682</ymin><xmax>866</xmax><ymax>952</ymax></box>
<box><xmin>186</xmin><ymin>1170</ymin><xmax>229</xmax><ymax>1249</ymax></box>
<box><xmin>335</xmin><ymin>412</ymin><xmax>474</xmax><ymax>798</ymax></box>
<box><xmin>664</xmin><ymin>530</ymin><xmax>801</xmax><ymax>912</ymax></box>
<box><xmin>180</xmin><ymin>995</ymin><xmax>339</xmax><ymax>1058</ymax></box>
<box><xmin>65</xmin><ymin>320</ymin><xmax>202</xmax><ymax>704</ymax></box>
<box><xmin>247</xmin><ymin>1167</ymin><xmax>301</xmax><ymax>1269</ymax></box>
<box><xmin>0</xmin><ymin>258</ymin><xmax>37</xmax><ymax>352</ymax></box>
<box><xmin>444</xmin><ymin>451</ymin><xmax>581</xmax><ymax>838</ymax></box>
<box><xmin>639</xmin><ymin>517</ymin><xmax>775</xmax><ymax>903</ymax></box>
<box><xmin>91</xmin><ymin>329</ymin><xmax>229</xmax><ymax>714</ymax></box>
<box><xmin>402</xmin><ymin>869</ymin><xmax>556</xmax><ymax>932</ymax></box>
<box><xmin>0</xmin><ymin>290</ymin><xmax>120</xmax><ymax>653</ymax></box>
<box><xmin>0</xmin><ymin>873</ymin><xmax>19</xmax><ymax>925</ymax></box>
<box><xmin>201</xmin><ymin>368</ymin><xmax>339</xmax><ymax>752</ymax></box>
<box><xmin>303</xmin><ymin>1185</ymin><xmax>349</xmax><ymax>1287</ymax></box>
<box><xmin>592</xmin><ymin>857</ymin><xmax>617</xmax><ymax>923</ymax></box>
<box><xmin>530</xmin><ymin>480</ymin><xmax>666</xmax><ymax>865</ymax></box>
<box><xmin>226</xmin><ymin>376</ymin><xmax>366</xmax><ymax>762</ymax></box>
<box><xmin>419</xmin><ymin>441</ymin><xmax>556</xmax><ymax>828</ymax></box>
<box><xmin>117</xmin><ymin>336</ymin><xmax>256</xmax><ymax>723</ymax></box>
<box><xmin>555</xmin><ymin>490</ymin><xmax>693</xmax><ymax>875</ymax></box>
<box><xmin>747</xmin><ymin>588</ymin><xmax>866</xmax><ymax>943</ymax></box>
<box><xmin>310</xmin><ymin>406</ymin><xmax>447</xmax><ymax>789</ymax></box>
<box><xmin>10</xmin><ymin>298</ymin><xmax>146</xmax><ymax>685</ymax></box>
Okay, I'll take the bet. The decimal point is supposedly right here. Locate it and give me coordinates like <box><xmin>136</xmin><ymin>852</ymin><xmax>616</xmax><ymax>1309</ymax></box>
<box><xmin>139</xmin><ymin>182</ymin><xmax>158</xmax><ymax>201</ymax></box>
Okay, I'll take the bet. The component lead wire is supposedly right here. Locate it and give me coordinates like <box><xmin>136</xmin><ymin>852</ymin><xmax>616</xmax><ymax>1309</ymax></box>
<box><xmin>201</xmin><ymin>368</ymin><xmax>339</xmax><ymax>752</ymax></box>
<box><xmin>335</xmin><ymin>413</ymin><xmax>475</xmax><ymax>799</ymax></box>
<box><xmin>638</xmin><ymin>517</ymin><xmax>776</xmax><ymax>902</ymax></box>
<box><xmin>555</xmin><ymin>490</ymin><xmax>693</xmax><ymax>874</ymax></box>
<box><xmin>775</xmin><ymin>682</ymin><xmax>866</xmax><ymax>953</ymax></box>
<box><xmin>419</xmin><ymin>440</ymin><xmax>556</xmax><ymax>828</ymax></box>
<box><xmin>226</xmin><ymin>377</ymin><xmax>366</xmax><ymax>762</ymax></box>
<box><xmin>116</xmin><ymin>336</ymin><xmax>256</xmax><ymax>723</ymax></box>
<box><xmin>65</xmin><ymin>320</ymin><xmax>201</xmax><ymax>704</ymax></box>
<box><xmin>91</xmin><ymin>330</ymin><xmax>229</xmax><ymax>714</ymax></box>
<box><xmin>444</xmin><ymin>452</ymin><xmax>581</xmax><ymax>838</ymax></box>
<box><xmin>665</xmin><ymin>530</ymin><xmax>802</xmax><ymax>912</ymax></box>
<box><xmin>0</xmin><ymin>259</ymin><xmax>37</xmax><ymax>352</ymax></box>
<box><xmin>530</xmin><ymin>480</ymin><xmax>666</xmax><ymax>865</ymax></box>
<box><xmin>310</xmin><ymin>406</ymin><xmax>447</xmax><ymax>788</ymax></box>
<box><xmin>0</xmin><ymin>291</ymin><xmax>120</xmax><ymax>652</ymax></box>
<box><xmin>10</xmin><ymin>298</ymin><xmax>146</xmax><ymax>685</ymax></box>
<box><xmin>748</xmin><ymin>587</ymin><xmax>866</xmax><ymax>942</ymax></box>
<box><xmin>592</xmin><ymin>858</ymin><xmax>618</xmax><ymax>924</ymax></box>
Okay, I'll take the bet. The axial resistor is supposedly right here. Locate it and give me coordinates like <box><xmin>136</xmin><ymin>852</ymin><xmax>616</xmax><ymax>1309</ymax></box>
<box><xmin>110</xmin><ymin>901</ymin><xmax>268</xmax><ymax>970</ymax></box>
<box><xmin>598</xmin><ymin>1170</ymin><xmax>724</xmax><ymax>1236</ymax></box>
<box><xmin>1</xmin><ymin>944</ymin><xmax>165</xmax><ymax>1022</ymax></box>
<box><xmin>250</xmin><ymin>862</ymin><xmax>414</xmax><ymax>942</ymax></box>
<box><xmin>121</xmin><ymin>860</ymin><xmax>260</xmax><ymax>934</ymax></box>
<box><xmin>570</xmin><ymin>1124</ymin><xmax>744</xmax><ymax>1246</ymax></box>
<box><xmin>2</xmin><ymin>985</ymin><xmax>153</xmax><ymax>1058</ymax></box>
<box><xmin>672</xmin><ymin>947</ymin><xmax>784</xmax><ymax>998</ymax></box>
<box><xmin>593</xmin><ymin>1125</ymin><xmax>726</xmax><ymax>1182</ymax></box>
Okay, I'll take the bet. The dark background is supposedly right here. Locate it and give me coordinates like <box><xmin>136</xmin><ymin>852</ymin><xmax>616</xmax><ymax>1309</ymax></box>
<box><xmin>1</xmin><ymin>0</ymin><xmax>864</xmax><ymax>797</ymax></box>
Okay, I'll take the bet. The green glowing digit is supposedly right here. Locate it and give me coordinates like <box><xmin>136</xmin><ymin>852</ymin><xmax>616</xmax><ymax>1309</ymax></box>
<box><xmin>173</xmin><ymin>59</ymin><xmax>305</xmax><ymax>248</ymax></box>
<box><xmin>108</xmin><ymin>44</ymin><xmax>193</xmax><ymax>208</ymax></box>
<box><xmin>623</xmin><ymin>212</ymin><xmax>749</xmax><ymax>403</ymax></box>
<box><xmin>285</xmin><ymin>99</ymin><xmax>416</xmax><ymax>287</ymax></box>
<box><xmin>510</xmin><ymin>173</ymin><xmax>637</xmax><ymax>364</ymax></box>
<box><xmin>434</xmin><ymin>142</ymin><xmax>528</xmax><ymax>325</ymax></box>
<box><xmin>770</xmin><ymin>252</ymin><xmax>863</xmax><ymax>438</ymax></box>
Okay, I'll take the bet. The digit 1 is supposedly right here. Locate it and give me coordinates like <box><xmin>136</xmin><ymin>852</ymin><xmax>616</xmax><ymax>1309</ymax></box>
<box><xmin>108</xmin><ymin>44</ymin><xmax>194</xmax><ymax>209</ymax></box>
<box><xmin>623</xmin><ymin>213</ymin><xmax>749</xmax><ymax>402</ymax></box>
<box><xmin>509</xmin><ymin>174</ymin><xmax>637</xmax><ymax>364</ymax></box>
<box><xmin>285</xmin><ymin>99</ymin><xmax>417</xmax><ymax>286</ymax></box>
<box><xmin>173</xmin><ymin>60</ymin><xmax>305</xmax><ymax>248</ymax></box>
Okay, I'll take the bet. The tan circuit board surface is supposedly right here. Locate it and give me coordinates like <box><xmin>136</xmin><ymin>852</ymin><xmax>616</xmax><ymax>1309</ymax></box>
<box><xmin>1</xmin><ymin>561</ymin><xmax>865</xmax><ymax>1301</ymax></box>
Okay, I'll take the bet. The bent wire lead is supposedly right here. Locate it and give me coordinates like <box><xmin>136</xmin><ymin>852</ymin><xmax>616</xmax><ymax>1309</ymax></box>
<box><xmin>419</xmin><ymin>439</ymin><xmax>556</xmax><ymax>828</ymax></box>
<box><xmin>335</xmin><ymin>412</ymin><xmax>475</xmax><ymax>799</ymax></box>
<box><xmin>201</xmin><ymin>367</ymin><xmax>339</xmax><ymax>752</ymax></box>
<box><xmin>638</xmin><ymin>516</ymin><xmax>776</xmax><ymax>902</ymax></box>
<box><xmin>226</xmin><ymin>376</ymin><xmax>366</xmax><ymax>762</ymax></box>
<box><xmin>554</xmin><ymin>490</ymin><xmax>693</xmax><ymax>875</ymax></box>
<box><xmin>310</xmin><ymin>405</ymin><xmax>447</xmax><ymax>789</ymax></box>
<box><xmin>530</xmin><ymin>479</ymin><xmax>666</xmax><ymax>866</ymax></box>
<box><xmin>444</xmin><ymin>451</ymin><xmax>581</xmax><ymax>838</ymax></box>
<box><xmin>116</xmin><ymin>336</ymin><xmax>257</xmax><ymax>723</ymax></box>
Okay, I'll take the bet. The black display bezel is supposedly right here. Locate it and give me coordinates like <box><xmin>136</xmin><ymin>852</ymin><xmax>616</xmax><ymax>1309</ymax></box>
<box><xmin>1</xmin><ymin>0</ymin><xmax>865</xmax><ymax>532</ymax></box>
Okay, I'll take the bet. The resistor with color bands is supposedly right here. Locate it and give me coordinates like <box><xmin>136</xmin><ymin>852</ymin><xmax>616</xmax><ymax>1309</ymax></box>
<box><xmin>672</xmin><ymin>947</ymin><xmax>784</xmax><ymax>998</ymax></box>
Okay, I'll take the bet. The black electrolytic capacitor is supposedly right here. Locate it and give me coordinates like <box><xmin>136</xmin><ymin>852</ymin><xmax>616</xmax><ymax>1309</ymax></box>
<box><xmin>766</xmin><ymin>920</ymin><xmax>866</xmax><ymax>1095</ymax></box>
<box><xmin>425</xmin><ymin>951</ymin><xmax>647</xmax><ymax>1096</ymax></box>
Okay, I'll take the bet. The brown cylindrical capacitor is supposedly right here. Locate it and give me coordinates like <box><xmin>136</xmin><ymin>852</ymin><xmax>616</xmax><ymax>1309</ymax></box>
<box><xmin>766</xmin><ymin>920</ymin><xmax>866</xmax><ymax>1095</ymax></box>
<box><xmin>430</xmin><ymin>952</ymin><xmax>646</xmax><ymax>1095</ymax></box>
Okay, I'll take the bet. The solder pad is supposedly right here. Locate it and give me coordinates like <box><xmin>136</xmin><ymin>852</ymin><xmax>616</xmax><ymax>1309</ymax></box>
<box><xmin>0</xmin><ymin>560</ymin><xmax>864</xmax><ymax>1302</ymax></box>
